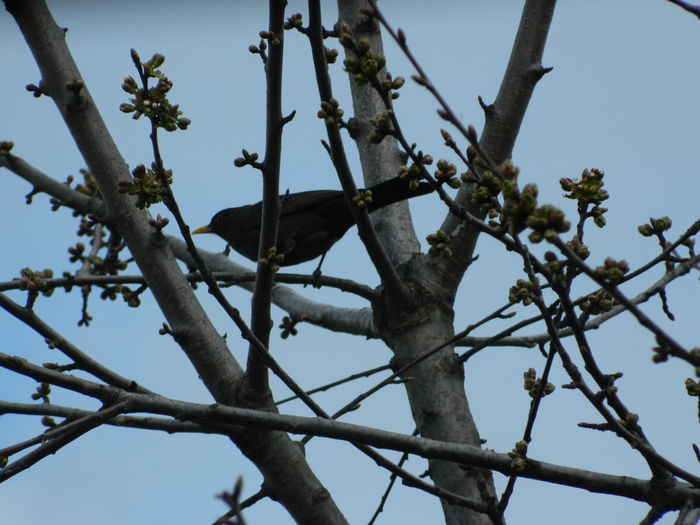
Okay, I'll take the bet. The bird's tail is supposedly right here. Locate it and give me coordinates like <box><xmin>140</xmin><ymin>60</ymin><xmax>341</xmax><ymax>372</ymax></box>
<box><xmin>364</xmin><ymin>176</ymin><xmax>433</xmax><ymax>213</ymax></box>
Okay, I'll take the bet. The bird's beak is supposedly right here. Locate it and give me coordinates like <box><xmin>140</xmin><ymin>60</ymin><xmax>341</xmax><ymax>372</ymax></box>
<box><xmin>192</xmin><ymin>225</ymin><xmax>213</xmax><ymax>235</ymax></box>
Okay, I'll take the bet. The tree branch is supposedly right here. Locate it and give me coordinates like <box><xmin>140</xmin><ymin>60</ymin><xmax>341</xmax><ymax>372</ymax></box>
<box><xmin>3</xmin><ymin>351</ymin><xmax>697</xmax><ymax>510</ymax></box>
<box><xmin>4</xmin><ymin>3</ymin><xmax>350</xmax><ymax>522</ymax></box>
<box><xmin>336</xmin><ymin>0</ymin><xmax>425</xmax><ymax>266</ymax></box>
<box><xmin>5</xmin><ymin>0</ymin><xmax>243</xmax><ymax>402</ymax></box>
<box><xmin>0</xmin><ymin>292</ymin><xmax>153</xmax><ymax>393</ymax></box>
<box><xmin>0</xmin><ymin>401</ymin><xmax>130</xmax><ymax>482</ymax></box>
<box><xmin>0</xmin><ymin>152</ymin><xmax>104</xmax><ymax>217</ymax></box>
<box><xmin>665</xmin><ymin>0</ymin><xmax>700</xmax><ymax>19</ymax></box>
<box><xmin>247</xmin><ymin>0</ymin><xmax>287</xmax><ymax>397</ymax></box>
<box><xmin>0</xmin><ymin>401</ymin><xmax>221</xmax><ymax>435</ymax></box>
<box><xmin>307</xmin><ymin>0</ymin><xmax>409</xmax><ymax>302</ymax></box>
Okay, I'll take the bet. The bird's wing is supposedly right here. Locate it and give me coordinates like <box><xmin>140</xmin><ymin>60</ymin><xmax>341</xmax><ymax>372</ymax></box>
<box><xmin>279</xmin><ymin>190</ymin><xmax>343</xmax><ymax>218</ymax></box>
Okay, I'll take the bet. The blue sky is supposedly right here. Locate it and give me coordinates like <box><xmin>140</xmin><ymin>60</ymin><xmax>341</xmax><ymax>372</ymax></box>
<box><xmin>1</xmin><ymin>1</ymin><xmax>699</xmax><ymax>524</ymax></box>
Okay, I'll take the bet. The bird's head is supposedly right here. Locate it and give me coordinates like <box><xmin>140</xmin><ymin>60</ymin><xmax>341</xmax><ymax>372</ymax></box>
<box><xmin>192</xmin><ymin>209</ymin><xmax>236</xmax><ymax>237</ymax></box>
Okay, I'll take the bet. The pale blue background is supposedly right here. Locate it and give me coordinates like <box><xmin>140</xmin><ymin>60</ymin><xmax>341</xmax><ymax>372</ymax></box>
<box><xmin>1</xmin><ymin>1</ymin><xmax>698</xmax><ymax>524</ymax></box>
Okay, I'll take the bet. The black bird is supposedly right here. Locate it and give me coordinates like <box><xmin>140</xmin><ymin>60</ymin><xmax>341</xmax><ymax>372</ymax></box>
<box><xmin>193</xmin><ymin>176</ymin><xmax>433</xmax><ymax>268</ymax></box>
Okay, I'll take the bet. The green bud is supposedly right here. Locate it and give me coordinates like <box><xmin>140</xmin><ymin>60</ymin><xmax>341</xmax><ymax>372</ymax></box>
<box><xmin>515</xmin><ymin>440</ymin><xmax>528</xmax><ymax>455</ymax></box>
<box><xmin>510</xmin><ymin>458</ymin><xmax>526</xmax><ymax>472</ymax></box>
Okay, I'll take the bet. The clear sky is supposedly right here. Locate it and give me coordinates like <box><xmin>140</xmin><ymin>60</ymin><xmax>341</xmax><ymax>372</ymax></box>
<box><xmin>1</xmin><ymin>1</ymin><xmax>698</xmax><ymax>524</ymax></box>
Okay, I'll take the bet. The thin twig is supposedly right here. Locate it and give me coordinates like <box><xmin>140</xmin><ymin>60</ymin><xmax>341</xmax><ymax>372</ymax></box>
<box><xmin>0</xmin><ymin>401</ymin><xmax>130</xmax><ymax>482</ymax></box>
<box><xmin>665</xmin><ymin>0</ymin><xmax>700</xmax><ymax>19</ymax></box>
<box><xmin>276</xmin><ymin>364</ymin><xmax>390</xmax><ymax>405</ymax></box>
<box><xmin>0</xmin><ymin>293</ymin><xmax>153</xmax><ymax>393</ymax></box>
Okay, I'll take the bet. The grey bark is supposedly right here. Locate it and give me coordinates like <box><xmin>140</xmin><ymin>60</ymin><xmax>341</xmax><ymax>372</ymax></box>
<box><xmin>5</xmin><ymin>1</ymin><xmax>348</xmax><ymax>523</ymax></box>
<box><xmin>338</xmin><ymin>1</ymin><xmax>557</xmax><ymax>523</ymax></box>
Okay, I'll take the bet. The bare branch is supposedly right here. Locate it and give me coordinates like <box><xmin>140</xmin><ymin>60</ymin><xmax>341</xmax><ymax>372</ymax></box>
<box><xmin>0</xmin><ymin>401</ymin><xmax>220</xmax><ymax>435</ymax></box>
<box><xmin>0</xmin><ymin>293</ymin><xmax>153</xmax><ymax>393</ymax></box>
<box><xmin>308</xmin><ymin>0</ymin><xmax>409</xmax><ymax>302</ymax></box>
<box><xmin>42</xmin><ymin>389</ymin><xmax>700</xmax><ymax>510</ymax></box>
<box><xmin>0</xmin><ymin>152</ymin><xmax>103</xmax><ymax>217</ymax></box>
<box><xmin>665</xmin><ymin>0</ymin><xmax>700</xmax><ymax>19</ymax></box>
<box><xmin>553</xmin><ymin>237</ymin><xmax>699</xmax><ymax>367</ymax></box>
<box><xmin>457</xmin><ymin>252</ymin><xmax>700</xmax><ymax>351</ymax></box>
<box><xmin>0</xmin><ymin>401</ymin><xmax>130</xmax><ymax>482</ymax></box>
<box><xmin>247</xmin><ymin>0</ymin><xmax>288</xmax><ymax>396</ymax></box>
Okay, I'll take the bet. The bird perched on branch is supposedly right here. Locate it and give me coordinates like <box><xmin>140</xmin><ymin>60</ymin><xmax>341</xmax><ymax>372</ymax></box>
<box><xmin>193</xmin><ymin>176</ymin><xmax>433</xmax><ymax>270</ymax></box>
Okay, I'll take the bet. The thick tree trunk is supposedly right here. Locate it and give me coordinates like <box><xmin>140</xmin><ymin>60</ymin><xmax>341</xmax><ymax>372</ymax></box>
<box><xmin>374</xmin><ymin>266</ymin><xmax>497</xmax><ymax>525</ymax></box>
